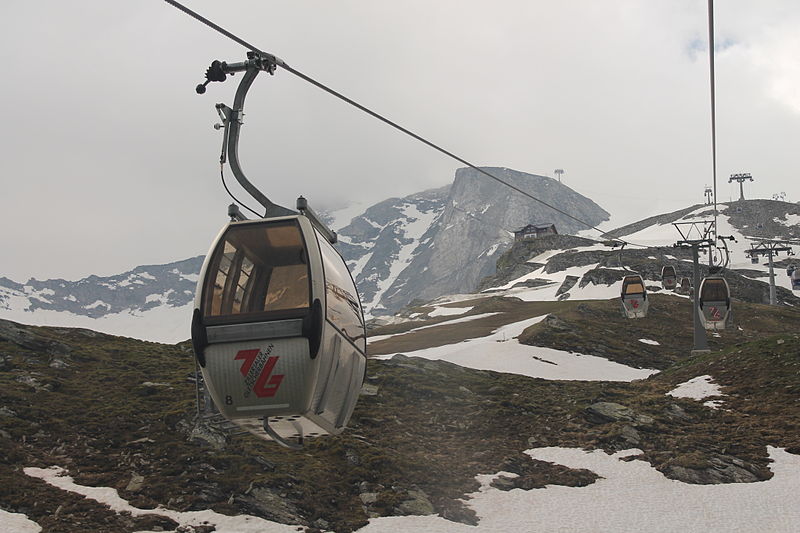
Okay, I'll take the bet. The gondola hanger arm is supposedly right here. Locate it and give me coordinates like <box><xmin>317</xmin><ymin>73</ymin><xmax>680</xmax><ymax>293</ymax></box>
<box><xmin>198</xmin><ymin>52</ymin><xmax>296</xmax><ymax>219</ymax></box>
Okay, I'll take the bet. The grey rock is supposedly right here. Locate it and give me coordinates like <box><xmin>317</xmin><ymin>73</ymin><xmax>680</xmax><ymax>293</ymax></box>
<box><xmin>396</xmin><ymin>488</ymin><xmax>435</xmax><ymax>516</ymax></box>
<box><xmin>359</xmin><ymin>492</ymin><xmax>378</xmax><ymax>504</ymax></box>
<box><xmin>665</xmin><ymin>404</ymin><xmax>692</xmax><ymax>422</ymax></box>
<box><xmin>664</xmin><ymin>455</ymin><xmax>761</xmax><ymax>484</ymax></box>
<box><xmin>312</xmin><ymin>518</ymin><xmax>330</xmax><ymax>530</ymax></box>
<box><xmin>15</xmin><ymin>374</ymin><xmax>51</xmax><ymax>392</ymax></box>
<box><xmin>49</xmin><ymin>358</ymin><xmax>69</xmax><ymax>369</ymax></box>
<box><xmin>125</xmin><ymin>473</ymin><xmax>145</xmax><ymax>493</ymax></box>
<box><xmin>0</xmin><ymin>407</ymin><xmax>16</xmax><ymax>418</ymax></box>
<box><xmin>0</xmin><ymin>320</ymin><xmax>72</xmax><ymax>356</ymax></box>
<box><xmin>189</xmin><ymin>422</ymin><xmax>228</xmax><ymax>451</ymax></box>
<box><xmin>584</xmin><ymin>402</ymin><xmax>654</xmax><ymax>426</ymax></box>
<box><xmin>236</xmin><ymin>486</ymin><xmax>305</xmax><ymax>525</ymax></box>
<box><xmin>490</xmin><ymin>476</ymin><xmax>518</xmax><ymax>491</ymax></box>
<box><xmin>556</xmin><ymin>275</ymin><xmax>579</xmax><ymax>296</ymax></box>
<box><xmin>542</xmin><ymin>314</ymin><xmax>569</xmax><ymax>331</ymax></box>
<box><xmin>360</xmin><ymin>383</ymin><xmax>379</xmax><ymax>396</ymax></box>
<box><xmin>619</xmin><ymin>425</ymin><xmax>641</xmax><ymax>446</ymax></box>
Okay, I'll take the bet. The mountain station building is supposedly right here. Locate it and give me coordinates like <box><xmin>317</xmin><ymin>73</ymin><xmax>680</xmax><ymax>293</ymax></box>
<box><xmin>514</xmin><ymin>223</ymin><xmax>558</xmax><ymax>241</ymax></box>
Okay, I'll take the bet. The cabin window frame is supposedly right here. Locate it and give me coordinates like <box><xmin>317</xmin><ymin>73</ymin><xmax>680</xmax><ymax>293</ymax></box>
<box><xmin>201</xmin><ymin>219</ymin><xmax>314</xmax><ymax>326</ymax></box>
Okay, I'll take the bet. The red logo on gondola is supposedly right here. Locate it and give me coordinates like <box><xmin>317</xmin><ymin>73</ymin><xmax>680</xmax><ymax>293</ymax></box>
<box><xmin>710</xmin><ymin>306</ymin><xmax>721</xmax><ymax>321</ymax></box>
<box><xmin>234</xmin><ymin>346</ymin><xmax>284</xmax><ymax>398</ymax></box>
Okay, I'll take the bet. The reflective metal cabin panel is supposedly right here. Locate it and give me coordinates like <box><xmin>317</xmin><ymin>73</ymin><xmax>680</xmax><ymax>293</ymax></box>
<box><xmin>203</xmin><ymin>338</ymin><xmax>314</xmax><ymax>420</ymax></box>
<box><xmin>305</xmin><ymin>227</ymin><xmax>367</xmax><ymax>433</ymax></box>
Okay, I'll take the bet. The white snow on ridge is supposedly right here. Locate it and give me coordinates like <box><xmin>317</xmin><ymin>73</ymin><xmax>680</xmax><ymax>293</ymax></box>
<box><xmin>639</xmin><ymin>338</ymin><xmax>660</xmax><ymax>345</ymax></box>
<box><xmin>0</xmin><ymin>290</ymin><xmax>192</xmax><ymax>344</ymax></box>
<box><xmin>364</xmin><ymin>203</ymin><xmax>440</xmax><ymax>313</ymax></box>
<box><xmin>375</xmin><ymin>316</ymin><xmax>657</xmax><ymax>382</ymax></box>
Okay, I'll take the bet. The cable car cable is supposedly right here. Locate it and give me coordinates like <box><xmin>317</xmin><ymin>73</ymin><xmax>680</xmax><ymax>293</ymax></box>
<box><xmin>163</xmin><ymin>0</ymin><xmax>639</xmax><ymax>245</ymax></box>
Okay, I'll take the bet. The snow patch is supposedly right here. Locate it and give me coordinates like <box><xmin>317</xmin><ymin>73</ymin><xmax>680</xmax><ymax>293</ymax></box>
<box><xmin>774</xmin><ymin>214</ymin><xmax>800</xmax><ymax>227</ymax></box>
<box><xmin>429</xmin><ymin>305</ymin><xmax>474</xmax><ymax>317</ymax></box>
<box><xmin>0</xmin><ymin>509</ymin><xmax>41</xmax><ymax>533</ymax></box>
<box><xmin>375</xmin><ymin>316</ymin><xmax>657</xmax><ymax>382</ymax></box>
<box><xmin>667</xmin><ymin>375</ymin><xmax>724</xmax><ymax>408</ymax></box>
<box><xmin>638</xmin><ymin>338</ymin><xmax>660</xmax><ymax>345</ymax></box>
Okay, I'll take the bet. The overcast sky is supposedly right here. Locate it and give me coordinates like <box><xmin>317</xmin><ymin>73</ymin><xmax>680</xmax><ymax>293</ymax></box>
<box><xmin>1</xmin><ymin>1</ymin><xmax>798</xmax><ymax>281</ymax></box>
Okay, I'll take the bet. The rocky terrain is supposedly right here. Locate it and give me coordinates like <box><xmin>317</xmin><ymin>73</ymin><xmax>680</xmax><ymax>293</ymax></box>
<box><xmin>2</xmin><ymin>291</ymin><xmax>799</xmax><ymax>532</ymax></box>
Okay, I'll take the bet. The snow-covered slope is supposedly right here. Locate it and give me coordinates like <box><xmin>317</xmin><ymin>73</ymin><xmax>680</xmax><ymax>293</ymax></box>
<box><xmin>475</xmin><ymin>200</ymin><xmax>800</xmax><ymax>305</ymax></box>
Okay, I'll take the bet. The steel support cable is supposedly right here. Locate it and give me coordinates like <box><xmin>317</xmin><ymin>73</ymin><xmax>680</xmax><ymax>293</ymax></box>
<box><xmin>708</xmin><ymin>0</ymin><xmax>719</xmax><ymax>241</ymax></box>
<box><xmin>164</xmin><ymin>0</ymin><xmax>656</xmax><ymax>248</ymax></box>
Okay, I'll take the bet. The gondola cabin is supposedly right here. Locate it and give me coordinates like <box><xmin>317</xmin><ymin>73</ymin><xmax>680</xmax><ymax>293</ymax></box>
<box><xmin>620</xmin><ymin>274</ymin><xmax>648</xmax><ymax>318</ymax></box>
<box><xmin>661</xmin><ymin>265</ymin><xmax>677</xmax><ymax>290</ymax></box>
<box><xmin>191</xmin><ymin>214</ymin><xmax>367</xmax><ymax>448</ymax></box>
<box><xmin>789</xmin><ymin>266</ymin><xmax>800</xmax><ymax>291</ymax></box>
<box><xmin>698</xmin><ymin>276</ymin><xmax>731</xmax><ymax>331</ymax></box>
<box><xmin>678</xmin><ymin>277</ymin><xmax>692</xmax><ymax>297</ymax></box>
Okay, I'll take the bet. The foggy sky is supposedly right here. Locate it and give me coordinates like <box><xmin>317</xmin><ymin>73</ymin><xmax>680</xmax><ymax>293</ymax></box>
<box><xmin>1</xmin><ymin>1</ymin><xmax>799</xmax><ymax>281</ymax></box>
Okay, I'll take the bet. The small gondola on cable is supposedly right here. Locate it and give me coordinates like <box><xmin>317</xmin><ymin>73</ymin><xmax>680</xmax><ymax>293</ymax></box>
<box><xmin>189</xmin><ymin>53</ymin><xmax>367</xmax><ymax>449</ymax></box>
<box><xmin>660</xmin><ymin>265</ymin><xmax>677</xmax><ymax>290</ymax></box>
<box><xmin>604</xmin><ymin>240</ymin><xmax>649</xmax><ymax>319</ymax></box>
<box><xmin>697</xmin><ymin>272</ymin><xmax>731</xmax><ymax>330</ymax></box>
<box><xmin>697</xmin><ymin>237</ymin><xmax>736</xmax><ymax>331</ymax></box>
<box><xmin>788</xmin><ymin>265</ymin><xmax>800</xmax><ymax>291</ymax></box>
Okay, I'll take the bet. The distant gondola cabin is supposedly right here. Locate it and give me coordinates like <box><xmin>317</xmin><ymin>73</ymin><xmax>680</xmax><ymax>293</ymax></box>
<box><xmin>514</xmin><ymin>223</ymin><xmax>558</xmax><ymax>241</ymax></box>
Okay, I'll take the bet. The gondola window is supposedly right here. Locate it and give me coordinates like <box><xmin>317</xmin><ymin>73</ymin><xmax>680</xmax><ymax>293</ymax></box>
<box><xmin>203</xmin><ymin>221</ymin><xmax>311</xmax><ymax>321</ymax></box>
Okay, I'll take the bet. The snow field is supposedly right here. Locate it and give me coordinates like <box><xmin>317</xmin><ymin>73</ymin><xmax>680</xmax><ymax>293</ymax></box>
<box><xmin>375</xmin><ymin>315</ymin><xmax>657</xmax><ymax>382</ymax></box>
<box><xmin>0</xmin><ymin>509</ymin><xmax>40</xmax><ymax>533</ymax></box>
<box><xmin>17</xmin><ymin>446</ymin><xmax>800</xmax><ymax>533</ymax></box>
<box><xmin>0</xmin><ymin>289</ymin><xmax>192</xmax><ymax>344</ymax></box>
<box><xmin>428</xmin><ymin>305</ymin><xmax>474</xmax><ymax>317</ymax></box>
<box><xmin>367</xmin><ymin>312</ymin><xmax>498</xmax><ymax>344</ymax></box>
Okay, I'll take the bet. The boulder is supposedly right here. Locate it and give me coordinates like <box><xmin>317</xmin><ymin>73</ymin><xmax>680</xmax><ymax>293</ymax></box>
<box><xmin>584</xmin><ymin>402</ymin><xmax>654</xmax><ymax>426</ymax></box>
